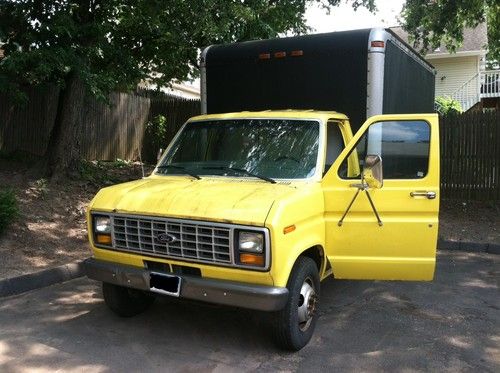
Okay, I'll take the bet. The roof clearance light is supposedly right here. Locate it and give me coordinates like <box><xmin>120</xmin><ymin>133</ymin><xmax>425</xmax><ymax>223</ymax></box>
<box><xmin>274</xmin><ymin>51</ymin><xmax>286</xmax><ymax>58</ymax></box>
<box><xmin>290</xmin><ymin>50</ymin><xmax>304</xmax><ymax>57</ymax></box>
<box><xmin>371</xmin><ymin>41</ymin><xmax>385</xmax><ymax>48</ymax></box>
<box><xmin>259</xmin><ymin>53</ymin><xmax>271</xmax><ymax>60</ymax></box>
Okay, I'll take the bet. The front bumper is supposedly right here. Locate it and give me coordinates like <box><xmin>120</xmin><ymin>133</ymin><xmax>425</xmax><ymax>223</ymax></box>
<box><xmin>84</xmin><ymin>258</ymin><xmax>288</xmax><ymax>311</ymax></box>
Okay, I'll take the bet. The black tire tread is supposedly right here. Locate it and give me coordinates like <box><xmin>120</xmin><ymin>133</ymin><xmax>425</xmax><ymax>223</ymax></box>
<box><xmin>273</xmin><ymin>256</ymin><xmax>320</xmax><ymax>351</ymax></box>
<box><xmin>102</xmin><ymin>282</ymin><xmax>155</xmax><ymax>317</ymax></box>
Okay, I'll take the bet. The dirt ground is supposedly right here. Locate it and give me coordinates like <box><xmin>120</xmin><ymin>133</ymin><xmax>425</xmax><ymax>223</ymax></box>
<box><xmin>439</xmin><ymin>199</ymin><xmax>500</xmax><ymax>245</ymax></box>
<box><xmin>0</xmin><ymin>160</ymin><xmax>153</xmax><ymax>279</ymax></box>
<box><xmin>0</xmin><ymin>160</ymin><xmax>499</xmax><ymax>279</ymax></box>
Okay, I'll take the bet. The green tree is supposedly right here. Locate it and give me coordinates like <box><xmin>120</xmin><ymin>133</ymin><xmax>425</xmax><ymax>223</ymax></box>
<box><xmin>402</xmin><ymin>0</ymin><xmax>500</xmax><ymax>63</ymax></box>
<box><xmin>435</xmin><ymin>96</ymin><xmax>462</xmax><ymax>115</ymax></box>
<box><xmin>0</xmin><ymin>0</ymin><xmax>374</xmax><ymax>177</ymax></box>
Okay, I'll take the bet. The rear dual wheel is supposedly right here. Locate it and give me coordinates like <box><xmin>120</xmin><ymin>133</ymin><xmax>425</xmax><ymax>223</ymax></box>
<box><xmin>274</xmin><ymin>257</ymin><xmax>320</xmax><ymax>351</ymax></box>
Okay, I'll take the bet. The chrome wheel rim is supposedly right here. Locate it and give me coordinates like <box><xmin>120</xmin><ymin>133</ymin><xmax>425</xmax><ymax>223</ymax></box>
<box><xmin>297</xmin><ymin>277</ymin><xmax>317</xmax><ymax>331</ymax></box>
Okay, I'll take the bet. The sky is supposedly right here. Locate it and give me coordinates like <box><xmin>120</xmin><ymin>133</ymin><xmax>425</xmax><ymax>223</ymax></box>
<box><xmin>305</xmin><ymin>0</ymin><xmax>405</xmax><ymax>33</ymax></box>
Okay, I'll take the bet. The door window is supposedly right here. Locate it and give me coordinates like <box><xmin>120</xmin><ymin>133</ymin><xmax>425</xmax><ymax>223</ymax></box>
<box><xmin>339</xmin><ymin>120</ymin><xmax>431</xmax><ymax>179</ymax></box>
<box><xmin>324</xmin><ymin>121</ymin><xmax>344</xmax><ymax>175</ymax></box>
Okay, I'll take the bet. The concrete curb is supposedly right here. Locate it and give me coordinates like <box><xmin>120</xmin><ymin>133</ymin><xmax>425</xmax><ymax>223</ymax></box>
<box><xmin>0</xmin><ymin>260</ymin><xmax>86</xmax><ymax>298</ymax></box>
<box><xmin>438</xmin><ymin>239</ymin><xmax>500</xmax><ymax>255</ymax></box>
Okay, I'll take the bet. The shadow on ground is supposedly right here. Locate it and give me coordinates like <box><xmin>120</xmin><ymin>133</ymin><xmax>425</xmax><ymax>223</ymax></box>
<box><xmin>0</xmin><ymin>250</ymin><xmax>498</xmax><ymax>372</ymax></box>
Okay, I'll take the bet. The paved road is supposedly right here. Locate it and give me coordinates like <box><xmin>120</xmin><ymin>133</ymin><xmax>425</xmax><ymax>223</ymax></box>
<box><xmin>0</xmin><ymin>250</ymin><xmax>499</xmax><ymax>372</ymax></box>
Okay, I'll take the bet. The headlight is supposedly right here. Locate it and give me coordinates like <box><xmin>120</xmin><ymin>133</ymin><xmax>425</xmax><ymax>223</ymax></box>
<box><xmin>93</xmin><ymin>215</ymin><xmax>112</xmax><ymax>246</ymax></box>
<box><xmin>238</xmin><ymin>231</ymin><xmax>264</xmax><ymax>253</ymax></box>
<box><xmin>237</xmin><ymin>231</ymin><xmax>265</xmax><ymax>268</ymax></box>
<box><xmin>95</xmin><ymin>216</ymin><xmax>111</xmax><ymax>234</ymax></box>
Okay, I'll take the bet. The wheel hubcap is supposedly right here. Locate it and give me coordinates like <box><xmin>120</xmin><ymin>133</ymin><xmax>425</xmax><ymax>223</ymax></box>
<box><xmin>297</xmin><ymin>277</ymin><xmax>317</xmax><ymax>331</ymax></box>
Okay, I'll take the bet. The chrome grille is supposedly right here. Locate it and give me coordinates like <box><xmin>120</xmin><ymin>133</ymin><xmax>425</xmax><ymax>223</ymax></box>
<box><xmin>112</xmin><ymin>215</ymin><xmax>232</xmax><ymax>264</ymax></box>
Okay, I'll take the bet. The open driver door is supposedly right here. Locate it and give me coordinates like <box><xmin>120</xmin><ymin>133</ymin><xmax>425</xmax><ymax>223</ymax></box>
<box><xmin>322</xmin><ymin>114</ymin><xmax>439</xmax><ymax>281</ymax></box>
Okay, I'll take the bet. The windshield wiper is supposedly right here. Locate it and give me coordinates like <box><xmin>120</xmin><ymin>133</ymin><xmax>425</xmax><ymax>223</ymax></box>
<box><xmin>202</xmin><ymin>166</ymin><xmax>276</xmax><ymax>184</ymax></box>
<box><xmin>156</xmin><ymin>165</ymin><xmax>201</xmax><ymax>180</ymax></box>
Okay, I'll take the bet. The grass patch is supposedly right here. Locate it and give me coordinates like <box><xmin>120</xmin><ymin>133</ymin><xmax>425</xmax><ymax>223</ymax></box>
<box><xmin>0</xmin><ymin>189</ymin><xmax>19</xmax><ymax>235</ymax></box>
<box><xmin>77</xmin><ymin>159</ymin><xmax>147</xmax><ymax>186</ymax></box>
<box><xmin>78</xmin><ymin>160</ymin><xmax>119</xmax><ymax>185</ymax></box>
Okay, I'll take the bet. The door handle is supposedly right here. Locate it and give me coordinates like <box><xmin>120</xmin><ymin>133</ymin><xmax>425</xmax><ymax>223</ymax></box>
<box><xmin>410</xmin><ymin>191</ymin><xmax>436</xmax><ymax>199</ymax></box>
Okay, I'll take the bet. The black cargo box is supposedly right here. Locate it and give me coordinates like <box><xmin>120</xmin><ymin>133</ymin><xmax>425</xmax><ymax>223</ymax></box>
<box><xmin>201</xmin><ymin>28</ymin><xmax>435</xmax><ymax>132</ymax></box>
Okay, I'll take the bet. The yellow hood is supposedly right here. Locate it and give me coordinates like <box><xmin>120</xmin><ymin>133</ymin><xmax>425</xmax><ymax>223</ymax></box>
<box><xmin>89</xmin><ymin>176</ymin><xmax>297</xmax><ymax>225</ymax></box>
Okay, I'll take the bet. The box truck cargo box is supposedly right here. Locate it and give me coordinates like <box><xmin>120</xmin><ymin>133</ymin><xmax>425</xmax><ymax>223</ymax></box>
<box><xmin>201</xmin><ymin>28</ymin><xmax>435</xmax><ymax>132</ymax></box>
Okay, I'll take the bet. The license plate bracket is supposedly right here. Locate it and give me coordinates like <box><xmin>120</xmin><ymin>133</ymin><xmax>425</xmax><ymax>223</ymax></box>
<box><xmin>150</xmin><ymin>272</ymin><xmax>181</xmax><ymax>297</ymax></box>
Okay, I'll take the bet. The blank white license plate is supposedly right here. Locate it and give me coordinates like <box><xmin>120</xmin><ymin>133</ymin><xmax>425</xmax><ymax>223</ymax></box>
<box><xmin>150</xmin><ymin>272</ymin><xmax>181</xmax><ymax>297</ymax></box>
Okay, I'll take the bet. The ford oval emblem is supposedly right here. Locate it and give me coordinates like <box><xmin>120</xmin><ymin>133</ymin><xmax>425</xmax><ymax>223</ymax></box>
<box><xmin>156</xmin><ymin>233</ymin><xmax>178</xmax><ymax>244</ymax></box>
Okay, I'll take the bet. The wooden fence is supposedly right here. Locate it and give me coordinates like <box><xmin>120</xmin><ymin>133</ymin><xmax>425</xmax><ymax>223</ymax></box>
<box><xmin>0</xmin><ymin>85</ymin><xmax>60</xmax><ymax>156</ymax></box>
<box><xmin>0</xmin><ymin>84</ymin><xmax>200</xmax><ymax>161</ymax></box>
<box><xmin>1</xmin><ymin>86</ymin><xmax>499</xmax><ymax>200</ymax></box>
<box><xmin>79</xmin><ymin>91</ymin><xmax>151</xmax><ymax>160</ymax></box>
<box><xmin>440</xmin><ymin>110</ymin><xmax>500</xmax><ymax>201</ymax></box>
<box><xmin>141</xmin><ymin>90</ymin><xmax>201</xmax><ymax>163</ymax></box>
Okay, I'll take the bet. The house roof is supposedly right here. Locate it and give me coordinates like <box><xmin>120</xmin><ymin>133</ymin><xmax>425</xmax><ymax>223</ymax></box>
<box><xmin>390</xmin><ymin>23</ymin><xmax>488</xmax><ymax>58</ymax></box>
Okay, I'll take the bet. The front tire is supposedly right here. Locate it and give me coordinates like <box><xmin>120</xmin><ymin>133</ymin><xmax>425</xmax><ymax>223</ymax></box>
<box><xmin>274</xmin><ymin>256</ymin><xmax>320</xmax><ymax>351</ymax></box>
<box><xmin>102</xmin><ymin>282</ymin><xmax>156</xmax><ymax>317</ymax></box>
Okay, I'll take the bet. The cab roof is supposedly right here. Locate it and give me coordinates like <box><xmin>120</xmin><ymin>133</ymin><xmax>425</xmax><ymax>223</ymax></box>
<box><xmin>189</xmin><ymin>110</ymin><xmax>349</xmax><ymax>122</ymax></box>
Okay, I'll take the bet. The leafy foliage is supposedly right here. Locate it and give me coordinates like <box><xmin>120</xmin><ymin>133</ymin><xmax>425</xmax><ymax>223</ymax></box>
<box><xmin>33</xmin><ymin>178</ymin><xmax>49</xmax><ymax>198</ymax></box>
<box><xmin>0</xmin><ymin>189</ymin><xmax>18</xmax><ymax>235</ymax></box>
<box><xmin>0</xmin><ymin>0</ymin><xmax>375</xmax><ymax>100</ymax></box>
<box><xmin>435</xmin><ymin>96</ymin><xmax>462</xmax><ymax>115</ymax></box>
<box><xmin>78</xmin><ymin>160</ymin><xmax>122</xmax><ymax>185</ymax></box>
<box><xmin>143</xmin><ymin>114</ymin><xmax>168</xmax><ymax>164</ymax></box>
<box><xmin>402</xmin><ymin>0</ymin><xmax>499</xmax><ymax>63</ymax></box>
<box><xmin>2</xmin><ymin>0</ymin><xmax>378</xmax><ymax>175</ymax></box>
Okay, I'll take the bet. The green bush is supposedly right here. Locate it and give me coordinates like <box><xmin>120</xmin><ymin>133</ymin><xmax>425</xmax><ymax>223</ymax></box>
<box><xmin>142</xmin><ymin>114</ymin><xmax>168</xmax><ymax>164</ymax></box>
<box><xmin>435</xmin><ymin>96</ymin><xmax>462</xmax><ymax>115</ymax></box>
<box><xmin>0</xmin><ymin>189</ymin><xmax>19</xmax><ymax>235</ymax></box>
<box><xmin>78</xmin><ymin>160</ymin><xmax>119</xmax><ymax>185</ymax></box>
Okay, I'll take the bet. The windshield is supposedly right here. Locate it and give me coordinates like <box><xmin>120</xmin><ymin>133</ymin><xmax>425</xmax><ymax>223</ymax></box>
<box><xmin>157</xmin><ymin>119</ymin><xmax>320</xmax><ymax>179</ymax></box>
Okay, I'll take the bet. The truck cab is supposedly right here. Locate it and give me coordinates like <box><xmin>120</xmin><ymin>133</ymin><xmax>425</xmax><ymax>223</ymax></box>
<box><xmin>85</xmin><ymin>110</ymin><xmax>440</xmax><ymax>350</ymax></box>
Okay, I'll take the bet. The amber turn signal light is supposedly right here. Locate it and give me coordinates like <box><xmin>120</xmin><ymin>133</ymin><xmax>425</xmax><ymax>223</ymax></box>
<box><xmin>283</xmin><ymin>224</ymin><xmax>296</xmax><ymax>234</ymax></box>
<box><xmin>240</xmin><ymin>253</ymin><xmax>264</xmax><ymax>266</ymax></box>
<box><xmin>96</xmin><ymin>234</ymin><xmax>112</xmax><ymax>245</ymax></box>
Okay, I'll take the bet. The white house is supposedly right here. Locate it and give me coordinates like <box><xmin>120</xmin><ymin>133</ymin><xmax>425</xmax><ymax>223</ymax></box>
<box><xmin>392</xmin><ymin>24</ymin><xmax>500</xmax><ymax>111</ymax></box>
<box><xmin>138</xmin><ymin>80</ymin><xmax>200</xmax><ymax>100</ymax></box>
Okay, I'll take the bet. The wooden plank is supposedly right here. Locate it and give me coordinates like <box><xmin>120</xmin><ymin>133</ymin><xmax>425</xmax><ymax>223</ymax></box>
<box><xmin>481</xmin><ymin>112</ymin><xmax>489</xmax><ymax>200</ymax></box>
<box><xmin>493</xmin><ymin>111</ymin><xmax>500</xmax><ymax>200</ymax></box>
<box><xmin>466</xmin><ymin>112</ymin><xmax>473</xmax><ymax>200</ymax></box>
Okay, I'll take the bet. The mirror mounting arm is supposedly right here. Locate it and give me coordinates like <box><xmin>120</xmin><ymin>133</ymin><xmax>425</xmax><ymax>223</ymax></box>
<box><xmin>363</xmin><ymin>187</ymin><xmax>383</xmax><ymax>226</ymax></box>
<box><xmin>338</xmin><ymin>182</ymin><xmax>383</xmax><ymax>227</ymax></box>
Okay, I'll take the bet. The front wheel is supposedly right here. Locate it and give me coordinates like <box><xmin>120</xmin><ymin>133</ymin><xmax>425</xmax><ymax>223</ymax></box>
<box><xmin>273</xmin><ymin>256</ymin><xmax>320</xmax><ymax>351</ymax></box>
<box><xmin>102</xmin><ymin>282</ymin><xmax>156</xmax><ymax>317</ymax></box>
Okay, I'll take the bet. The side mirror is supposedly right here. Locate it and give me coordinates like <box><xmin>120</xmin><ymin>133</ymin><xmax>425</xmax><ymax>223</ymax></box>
<box><xmin>157</xmin><ymin>148</ymin><xmax>163</xmax><ymax>163</ymax></box>
<box><xmin>362</xmin><ymin>155</ymin><xmax>383</xmax><ymax>189</ymax></box>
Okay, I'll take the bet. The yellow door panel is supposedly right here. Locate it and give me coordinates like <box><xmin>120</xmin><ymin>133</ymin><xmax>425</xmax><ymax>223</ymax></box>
<box><xmin>322</xmin><ymin>114</ymin><xmax>440</xmax><ymax>281</ymax></box>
